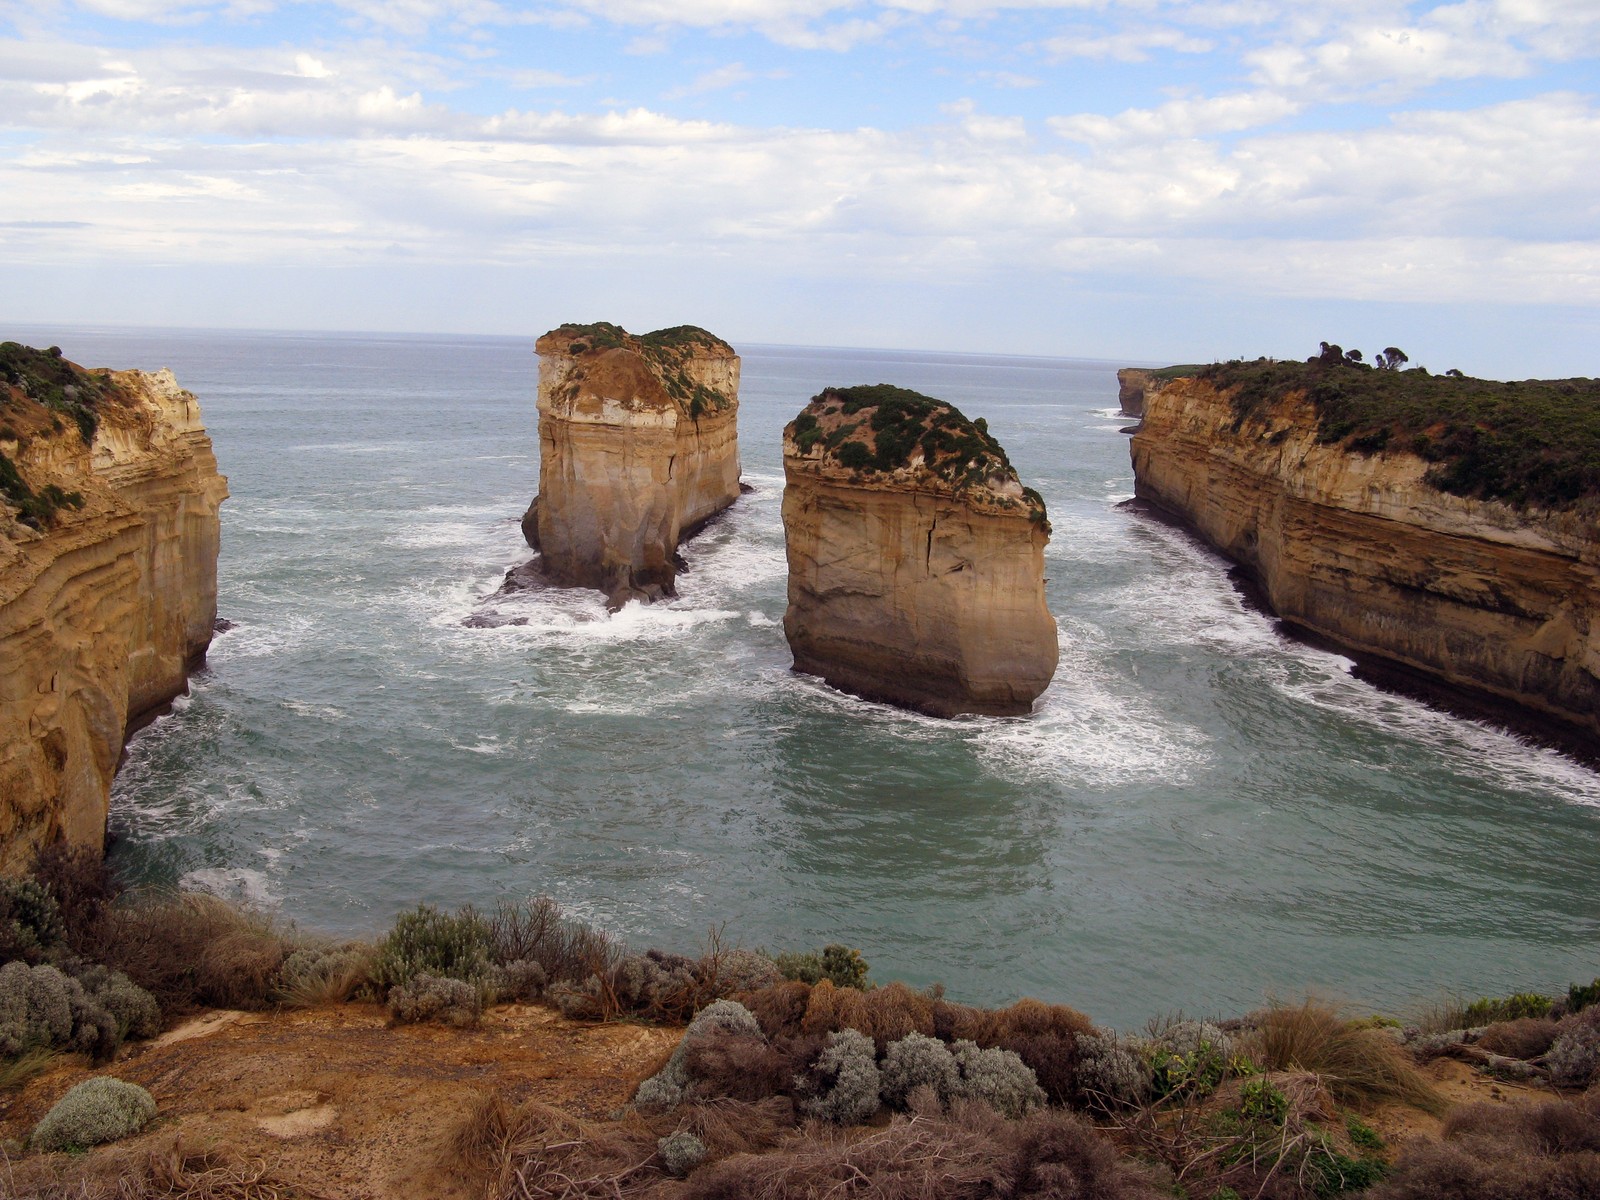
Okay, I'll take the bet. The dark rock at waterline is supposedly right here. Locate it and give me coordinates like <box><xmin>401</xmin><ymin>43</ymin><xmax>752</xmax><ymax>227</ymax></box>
<box><xmin>461</xmin><ymin>612</ymin><xmax>529</xmax><ymax>628</ymax></box>
<box><xmin>213</xmin><ymin>617</ymin><xmax>237</xmax><ymax>633</ymax></box>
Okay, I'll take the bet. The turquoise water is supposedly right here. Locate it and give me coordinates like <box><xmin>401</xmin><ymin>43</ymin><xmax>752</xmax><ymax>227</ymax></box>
<box><xmin>18</xmin><ymin>325</ymin><xmax>1600</xmax><ymax>1029</ymax></box>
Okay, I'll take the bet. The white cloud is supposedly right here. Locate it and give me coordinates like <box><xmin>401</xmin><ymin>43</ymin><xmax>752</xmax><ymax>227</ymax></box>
<box><xmin>1051</xmin><ymin>91</ymin><xmax>1301</xmax><ymax>143</ymax></box>
<box><xmin>1040</xmin><ymin>26</ymin><xmax>1213</xmax><ymax>62</ymax></box>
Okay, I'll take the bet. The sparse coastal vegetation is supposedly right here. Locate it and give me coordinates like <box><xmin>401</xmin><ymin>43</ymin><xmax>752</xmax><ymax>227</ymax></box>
<box><xmin>3</xmin><ymin>846</ymin><xmax>1599</xmax><ymax>1198</ymax></box>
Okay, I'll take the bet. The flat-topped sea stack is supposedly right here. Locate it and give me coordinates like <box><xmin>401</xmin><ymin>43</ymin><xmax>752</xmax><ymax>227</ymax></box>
<box><xmin>781</xmin><ymin>385</ymin><xmax>1058</xmax><ymax>717</ymax></box>
<box><xmin>1130</xmin><ymin>352</ymin><xmax>1600</xmax><ymax>757</ymax></box>
<box><xmin>526</xmin><ymin>322</ymin><xmax>741</xmax><ymax>609</ymax></box>
<box><xmin>0</xmin><ymin>342</ymin><xmax>227</xmax><ymax>872</ymax></box>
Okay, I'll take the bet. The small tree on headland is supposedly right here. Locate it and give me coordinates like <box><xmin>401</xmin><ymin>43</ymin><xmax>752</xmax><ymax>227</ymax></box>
<box><xmin>1376</xmin><ymin>347</ymin><xmax>1409</xmax><ymax>371</ymax></box>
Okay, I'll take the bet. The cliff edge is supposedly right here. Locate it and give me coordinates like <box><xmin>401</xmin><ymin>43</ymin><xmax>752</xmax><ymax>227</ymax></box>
<box><xmin>525</xmin><ymin>322</ymin><xmax>741</xmax><ymax>609</ymax></box>
<box><xmin>0</xmin><ymin>342</ymin><xmax>227</xmax><ymax>872</ymax></box>
<box><xmin>781</xmin><ymin>384</ymin><xmax>1058</xmax><ymax>717</ymax></box>
<box><xmin>1129</xmin><ymin>357</ymin><xmax>1599</xmax><ymax>756</ymax></box>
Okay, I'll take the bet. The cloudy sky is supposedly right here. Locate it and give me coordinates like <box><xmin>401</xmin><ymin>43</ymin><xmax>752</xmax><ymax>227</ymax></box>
<box><xmin>2</xmin><ymin>0</ymin><xmax>1597</xmax><ymax>374</ymax></box>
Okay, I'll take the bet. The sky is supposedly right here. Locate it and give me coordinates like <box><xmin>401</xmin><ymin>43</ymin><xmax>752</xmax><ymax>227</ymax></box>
<box><xmin>2</xmin><ymin>0</ymin><xmax>1598</xmax><ymax>375</ymax></box>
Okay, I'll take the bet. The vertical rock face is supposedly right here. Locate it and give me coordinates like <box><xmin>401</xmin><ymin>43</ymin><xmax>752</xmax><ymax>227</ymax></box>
<box><xmin>1116</xmin><ymin>368</ymin><xmax>1155</xmax><ymax>418</ymax></box>
<box><xmin>0</xmin><ymin>345</ymin><xmax>227</xmax><ymax>873</ymax></box>
<box><xmin>781</xmin><ymin>385</ymin><xmax>1057</xmax><ymax>717</ymax></box>
<box><xmin>1131</xmin><ymin>370</ymin><xmax>1600</xmax><ymax>753</ymax></box>
<box><xmin>527</xmin><ymin>323</ymin><xmax>741</xmax><ymax>608</ymax></box>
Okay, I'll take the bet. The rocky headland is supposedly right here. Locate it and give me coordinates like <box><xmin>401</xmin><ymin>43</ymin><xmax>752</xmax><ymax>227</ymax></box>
<box><xmin>781</xmin><ymin>384</ymin><xmax>1057</xmax><ymax>717</ymax></box>
<box><xmin>1129</xmin><ymin>354</ymin><xmax>1599</xmax><ymax>758</ymax></box>
<box><xmin>0</xmin><ymin>342</ymin><xmax>226</xmax><ymax>872</ymax></box>
<box><xmin>524</xmin><ymin>323</ymin><xmax>741</xmax><ymax>610</ymax></box>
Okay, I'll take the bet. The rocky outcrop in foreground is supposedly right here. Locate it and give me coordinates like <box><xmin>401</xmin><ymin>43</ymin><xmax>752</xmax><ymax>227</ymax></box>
<box><xmin>1130</xmin><ymin>363</ymin><xmax>1599</xmax><ymax>755</ymax></box>
<box><xmin>0</xmin><ymin>343</ymin><xmax>227</xmax><ymax>871</ymax></box>
<box><xmin>782</xmin><ymin>385</ymin><xmax>1057</xmax><ymax>717</ymax></box>
<box><xmin>525</xmin><ymin>323</ymin><xmax>740</xmax><ymax>609</ymax></box>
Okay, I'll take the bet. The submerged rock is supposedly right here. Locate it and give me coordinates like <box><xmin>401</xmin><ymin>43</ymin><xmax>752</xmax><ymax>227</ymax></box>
<box><xmin>525</xmin><ymin>322</ymin><xmax>741</xmax><ymax>610</ymax></box>
<box><xmin>780</xmin><ymin>384</ymin><xmax>1058</xmax><ymax>717</ymax></box>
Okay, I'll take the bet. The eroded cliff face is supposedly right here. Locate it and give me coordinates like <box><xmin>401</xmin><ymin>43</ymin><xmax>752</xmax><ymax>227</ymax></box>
<box><xmin>527</xmin><ymin>323</ymin><xmax>740</xmax><ymax>609</ymax></box>
<box><xmin>1131</xmin><ymin>376</ymin><xmax>1599</xmax><ymax>750</ymax></box>
<box><xmin>1116</xmin><ymin>369</ymin><xmax>1157</xmax><ymax>418</ymax></box>
<box><xmin>0</xmin><ymin>351</ymin><xmax>227</xmax><ymax>872</ymax></box>
<box><xmin>782</xmin><ymin>386</ymin><xmax>1057</xmax><ymax>717</ymax></box>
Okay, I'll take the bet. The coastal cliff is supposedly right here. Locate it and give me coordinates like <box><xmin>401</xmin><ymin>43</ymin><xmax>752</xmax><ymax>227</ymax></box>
<box><xmin>526</xmin><ymin>323</ymin><xmax>740</xmax><ymax>609</ymax></box>
<box><xmin>781</xmin><ymin>385</ymin><xmax>1057</xmax><ymax>717</ymax></box>
<box><xmin>1129</xmin><ymin>360</ymin><xmax>1599</xmax><ymax>754</ymax></box>
<box><xmin>0</xmin><ymin>343</ymin><xmax>227</xmax><ymax>873</ymax></box>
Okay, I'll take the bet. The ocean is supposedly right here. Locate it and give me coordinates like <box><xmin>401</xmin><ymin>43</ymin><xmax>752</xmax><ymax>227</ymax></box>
<box><xmin>17</xmin><ymin>325</ymin><xmax>1600</xmax><ymax>1029</ymax></box>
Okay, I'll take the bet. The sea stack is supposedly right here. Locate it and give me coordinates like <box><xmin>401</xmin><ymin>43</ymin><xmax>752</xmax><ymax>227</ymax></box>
<box><xmin>0</xmin><ymin>343</ymin><xmax>227</xmax><ymax>872</ymax></box>
<box><xmin>781</xmin><ymin>385</ymin><xmax>1058</xmax><ymax>717</ymax></box>
<box><xmin>525</xmin><ymin>323</ymin><xmax>741</xmax><ymax>609</ymax></box>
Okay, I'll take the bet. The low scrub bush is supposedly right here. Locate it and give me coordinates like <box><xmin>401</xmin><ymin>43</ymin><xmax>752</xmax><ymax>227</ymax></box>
<box><xmin>1253</xmin><ymin>999</ymin><xmax>1442</xmax><ymax>1112</ymax></box>
<box><xmin>388</xmin><ymin>973</ymin><xmax>483</xmax><ymax>1027</ymax></box>
<box><xmin>1567</xmin><ymin>977</ymin><xmax>1600</xmax><ymax>1014</ymax></box>
<box><xmin>950</xmin><ymin>1040</ymin><xmax>1047</xmax><ymax>1118</ymax></box>
<box><xmin>636</xmin><ymin>1000</ymin><xmax>765</xmax><ymax>1111</ymax></box>
<box><xmin>91</xmin><ymin>890</ymin><xmax>290</xmax><ymax>1014</ymax></box>
<box><xmin>1075</xmin><ymin>1030</ymin><xmax>1153</xmax><ymax>1109</ymax></box>
<box><xmin>739</xmin><ymin>979</ymin><xmax>813</xmax><ymax>1040</ymax></box>
<box><xmin>373</xmin><ymin>903</ymin><xmax>494</xmax><ymax>995</ymax></box>
<box><xmin>0</xmin><ymin>960</ymin><xmax>157</xmax><ymax>1061</ymax></box>
<box><xmin>1546</xmin><ymin>1007</ymin><xmax>1600</xmax><ymax>1087</ymax></box>
<box><xmin>1459</xmin><ymin>993</ymin><xmax>1554</xmax><ymax>1026</ymax></box>
<box><xmin>274</xmin><ymin>941</ymin><xmax>375</xmax><ymax>1007</ymax></box>
<box><xmin>1367</xmin><ymin>1095</ymin><xmax>1600</xmax><ymax>1199</ymax></box>
<box><xmin>881</xmin><ymin>1031</ymin><xmax>961</xmax><ymax>1108</ymax></box>
<box><xmin>0</xmin><ymin>877</ymin><xmax>67</xmax><ymax>964</ymax></box>
<box><xmin>797</xmin><ymin>1028</ymin><xmax>881</xmax><ymax>1124</ymax></box>
<box><xmin>773</xmin><ymin>943</ymin><xmax>870</xmax><ymax>990</ymax></box>
<box><xmin>1477</xmin><ymin>1017</ymin><xmax>1559</xmax><ymax>1060</ymax></box>
<box><xmin>30</xmin><ymin>1077</ymin><xmax>156</xmax><ymax>1153</ymax></box>
<box><xmin>1145</xmin><ymin>1020</ymin><xmax>1237</xmax><ymax>1101</ymax></box>
<box><xmin>658</xmin><ymin>1130</ymin><xmax>707</xmax><ymax>1177</ymax></box>
<box><xmin>491</xmin><ymin>958</ymin><xmax>548</xmax><ymax>1003</ymax></box>
<box><xmin>486</xmin><ymin>895</ymin><xmax>618</xmax><ymax>986</ymax></box>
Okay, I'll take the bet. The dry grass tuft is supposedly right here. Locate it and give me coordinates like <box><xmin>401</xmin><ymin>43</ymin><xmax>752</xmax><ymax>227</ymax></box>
<box><xmin>0</xmin><ymin>1137</ymin><xmax>325</xmax><ymax>1200</ymax></box>
<box><xmin>1251</xmin><ymin>999</ymin><xmax>1444</xmax><ymax>1113</ymax></box>
<box><xmin>1477</xmin><ymin>1017</ymin><xmax>1560</xmax><ymax>1060</ymax></box>
<box><xmin>931</xmin><ymin>998</ymin><xmax>1000</xmax><ymax>1046</ymax></box>
<box><xmin>801</xmin><ymin>980</ymin><xmax>872</xmax><ymax>1041</ymax></box>
<box><xmin>0</xmin><ymin>1045</ymin><xmax>60</xmax><ymax>1091</ymax></box>
<box><xmin>859</xmin><ymin>982</ymin><xmax>936</xmax><ymax>1052</ymax></box>
<box><xmin>737</xmin><ymin>981</ymin><xmax>812</xmax><ymax>1040</ymax></box>
<box><xmin>91</xmin><ymin>891</ymin><xmax>291</xmax><ymax>1016</ymax></box>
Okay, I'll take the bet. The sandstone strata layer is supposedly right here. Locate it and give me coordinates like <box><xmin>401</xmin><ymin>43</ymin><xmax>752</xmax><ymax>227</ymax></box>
<box><xmin>0</xmin><ymin>346</ymin><xmax>227</xmax><ymax>872</ymax></box>
<box><xmin>526</xmin><ymin>323</ymin><xmax>740</xmax><ymax>609</ymax></box>
<box><xmin>782</xmin><ymin>385</ymin><xmax>1057</xmax><ymax>717</ymax></box>
<box><xmin>1130</xmin><ymin>375</ymin><xmax>1599</xmax><ymax>752</ymax></box>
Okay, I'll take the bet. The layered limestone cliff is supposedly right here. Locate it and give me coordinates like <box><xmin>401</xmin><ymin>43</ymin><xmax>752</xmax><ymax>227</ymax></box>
<box><xmin>525</xmin><ymin>323</ymin><xmax>741</xmax><ymax>609</ymax></box>
<box><xmin>0</xmin><ymin>344</ymin><xmax>227</xmax><ymax>872</ymax></box>
<box><xmin>1116</xmin><ymin>369</ymin><xmax>1156</xmax><ymax>418</ymax></box>
<box><xmin>1130</xmin><ymin>371</ymin><xmax>1599</xmax><ymax>754</ymax></box>
<box><xmin>782</xmin><ymin>385</ymin><xmax>1057</xmax><ymax>717</ymax></box>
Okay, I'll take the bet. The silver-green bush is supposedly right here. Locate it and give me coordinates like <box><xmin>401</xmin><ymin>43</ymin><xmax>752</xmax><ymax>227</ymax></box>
<box><xmin>636</xmin><ymin>999</ymin><xmax>763</xmax><ymax>1111</ymax></box>
<box><xmin>387</xmin><ymin>973</ymin><xmax>483</xmax><ymax>1027</ymax></box>
<box><xmin>951</xmin><ymin>1039</ymin><xmax>1046</xmax><ymax>1118</ymax></box>
<box><xmin>1075</xmin><ymin>1030</ymin><xmax>1153</xmax><ymax>1107</ymax></box>
<box><xmin>373</xmin><ymin>904</ymin><xmax>494</xmax><ymax>994</ymax></box>
<box><xmin>799</xmin><ymin>1028</ymin><xmax>881</xmax><ymax>1124</ymax></box>
<box><xmin>30</xmin><ymin>1077</ymin><xmax>156</xmax><ymax>1152</ymax></box>
<box><xmin>658</xmin><ymin>1130</ymin><xmax>708</xmax><ymax>1177</ymax></box>
<box><xmin>1547</xmin><ymin>1012</ymin><xmax>1600</xmax><ymax>1087</ymax></box>
<box><xmin>880</xmin><ymin>1031</ymin><xmax>959</xmax><ymax>1108</ymax></box>
<box><xmin>0</xmin><ymin>962</ymin><xmax>74</xmax><ymax>1057</ymax></box>
<box><xmin>493</xmin><ymin>959</ymin><xmax>549</xmax><ymax>1002</ymax></box>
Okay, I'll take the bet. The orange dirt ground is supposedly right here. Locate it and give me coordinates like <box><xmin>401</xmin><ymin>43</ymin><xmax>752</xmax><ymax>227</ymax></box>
<box><xmin>0</xmin><ymin>1003</ymin><xmax>679</xmax><ymax>1199</ymax></box>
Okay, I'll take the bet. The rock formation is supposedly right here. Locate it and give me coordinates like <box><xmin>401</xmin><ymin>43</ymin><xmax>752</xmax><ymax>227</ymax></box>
<box><xmin>781</xmin><ymin>384</ymin><xmax>1057</xmax><ymax>717</ymax></box>
<box><xmin>525</xmin><ymin>323</ymin><xmax>741</xmax><ymax>609</ymax></box>
<box><xmin>1130</xmin><ymin>366</ymin><xmax>1599</xmax><ymax>756</ymax></box>
<box><xmin>1116</xmin><ymin>368</ymin><xmax>1155</xmax><ymax>418</ymax></box>
<box><xmin>0</xmin><ymin>343</ymin><xmax>227</xmax><ymax>873</ymax></box>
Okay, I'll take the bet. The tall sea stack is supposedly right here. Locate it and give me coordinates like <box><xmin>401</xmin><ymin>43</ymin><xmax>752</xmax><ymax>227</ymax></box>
<box><xmin>781</xmin><ymin>385</ymin><xmax>1058</xmax><ymax>717</ymax></box>
<box><xmin>0</xmin><ymin>344</ymin><xmax>227</xmax><ymax>873</ymax></box>
<box><xmin>525</xmin><ymin>323</ymin><xmax>741</xmax><ymax>609</ymax></box>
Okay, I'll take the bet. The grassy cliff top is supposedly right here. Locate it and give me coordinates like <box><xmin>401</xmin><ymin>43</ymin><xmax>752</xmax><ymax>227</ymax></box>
<box><xmin>538</xmin><ymin>323</ymin><xmax>736</xmax><ymax>419</ymax></box>
<box><xmin>0</xmin><ymin>341</ymin><xmax>115</xmax><ymax>528</ymax></box>
<box><xmin>785</xmin><ymin>384</ymin><xmax>1046</xmax><ymax>519</ymax></box>
<box><xmin>1197</xmin><ymin>356</ymin><xmax>1600</xmax><ymax>511</ymax></box>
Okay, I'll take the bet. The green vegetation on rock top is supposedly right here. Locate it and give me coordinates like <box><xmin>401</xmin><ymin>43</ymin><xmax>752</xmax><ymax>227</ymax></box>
<box><xmin>1148</xmin><ymin>364</ymin><xmax>1204</xmax><ymax>381</ymax></box>
<box><xmin>0</xmin><ymin>341</ymin><xmax>108</xmax><ymax>444</ymax></box>
<box><xmin>788</xmin><ymin>384</ymin><xmax>1045</xmax><ymax>521</ymax></box>
<box><xmin>1197</xmin><ymin>354</ymin><xmax>1600</xmax><ymax>511</ymax></box>
<box><xmin>546</xmin><ymin>322</ymin><xmax>735</xmax><ymax>418</ymax></box>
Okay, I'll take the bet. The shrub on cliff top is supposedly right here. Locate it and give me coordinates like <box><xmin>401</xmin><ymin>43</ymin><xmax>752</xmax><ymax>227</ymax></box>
<box><xmin>373</xmin><ymin>903</ymin><xmax>494</xmax><ymax>996</ymax></box>
<box><xmin>1252</xmin><ymin>998</ymin><xmax>1443</xmax><ymax>1112</ymax></box>
<box><xmin>30</xmin><ymin>1076</ymin><xmax>156</xmax><ymax>1153</ymax></box>
<box><xmin>1198</xmin><ymin>355</ymin><xmax>1600</xmax><ymax>510</ymax></box>
<box><xmin>0</xmin><ymin>960</ymin><xmax>156</xmax><ymax>1061</ymax></box>
<box><xmin>0</xmin><ymin>878</ymin><xmax>67</xmax><ymax>963</ymax></box>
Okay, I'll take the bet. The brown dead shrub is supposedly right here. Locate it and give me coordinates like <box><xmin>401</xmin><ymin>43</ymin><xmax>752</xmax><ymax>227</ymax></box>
<box><xmin>1369</xmin><ymin>1097</ymin><xmax>1600</xmax><ymax>1200</ymax></box>
<box><xmin>933</xmin><ymin>998</ymin><xmax>1001</xmax><ymax>1045</ymax></box>
<box><xmin>991</xmin><ymin>998</ymin><xmax>1095</xmax><ymax>1043</ymax></box>
<box><xmin>1477</xmin><ymin>1017</ymin><xmax>1560</xmax><ymax>1060</ymax></box>
<box><xmin>683</xmin><ymin>1099</ymin><xmax>1167</xmax><ymax>1200</ymax></box>
<box><xmin>802</xmin><ymin>979</ymin><xmax>873</xmax><ymax>1040</ymax></box>
<box><xmin>30</xmin><ymin>841</ymin><xmax>121</xmax><ymax>955</ymax></box>
<box><xmin>985</xmin><ymin>999</ymin><xmax>1094</xmax><ymax>1107</ymax></box>
<box><xmin>738</xmin><ymin>980</ymin><xmax>813</xmax><ymax>1040</ymax></box>
<box><xmin>861</xmin><ymin>981</ymin><xmax>936</xmax><ymax>1052</ymax></box>
<box><xmin>1</xmin><ymin>1134</ymin><xmax>326</xmax><ymax>1200</ymax></box>
<box><xmin>92</xmin><ymin>890</ymin><xmax>291</xmax><ymax>1015</ymax></box>
<box><xmin>683</xmin><ymin>1034</ymin><xmax>796</xmax><ymax>1103</ymax></box>
<box><xmin>1251</xmin><ymin>999</ymin><xmax>1443</xmax><ymax>1113</ymax></box>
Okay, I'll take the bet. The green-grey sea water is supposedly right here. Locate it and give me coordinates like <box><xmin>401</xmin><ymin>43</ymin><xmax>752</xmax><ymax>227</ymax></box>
<box><xmin>19</xmin><ymin>325</ymin><xmax>1600</xmax><ymax>1029</ymax></box>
